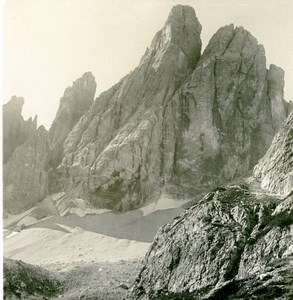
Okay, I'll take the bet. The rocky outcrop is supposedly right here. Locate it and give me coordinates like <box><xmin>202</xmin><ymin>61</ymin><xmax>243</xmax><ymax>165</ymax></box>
<box><xmin>53</xmin><ymin>7</ymin><xmax>287</xmax><ymax>211</ymax></box>
<box><xmin>3</xmin><ymin>96</ymin><xmax>38</xmax><ymax>164</ymax></box>
<box><xmin>3</xmin><ymin>258</ymin><xmax>62</xmax><ymax>299</ymax></box>
<box><xmin>126</xmin><ymin>185</ymin><xmax>293</xmax><ymax>299</ymax></box>
<box><xmin>254</xmin><ymin>112</ymin><xmax>293</xmax><ymax>195</ymax></box>
<box><xmin>3</xmin><ymin>125</ymin><xmax>49</xmax><ymax>213</ymax></box>
<box><xmin>48</xmin><ymin>72</ymin><xmax>96</xmax><ymax>168</ymax></box>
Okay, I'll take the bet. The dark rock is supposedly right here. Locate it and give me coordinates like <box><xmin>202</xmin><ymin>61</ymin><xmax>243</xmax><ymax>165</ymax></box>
<box><xmin>3</xmin><ymin>258</ymin><xmax>62</xmax><ymax>299</ymax></box>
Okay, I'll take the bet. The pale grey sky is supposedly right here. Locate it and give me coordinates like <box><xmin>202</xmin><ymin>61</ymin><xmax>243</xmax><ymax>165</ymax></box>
<box><xmin>2</xmin><ymin>0</ymin><xmax>293</xmax><ymax>128</ymax></box>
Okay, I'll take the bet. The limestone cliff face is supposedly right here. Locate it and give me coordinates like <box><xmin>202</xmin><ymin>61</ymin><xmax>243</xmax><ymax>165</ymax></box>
<box><xmin>3</xmin><ymin>96</ymin><xmax>49</xmax><ymax>213</ymax></box>
<box><xmin>127</xmin><ymin>185</ymin><xmax>293</xmax><ymax>299</ymax></box>
<box><xmin>54</xmin><ymin>8</ymin><xmax>287</xmax><ymax>211</ymax></box>
<box><xmin>54</xmin><ymin>5</ymin><xmax>202</xmax><ymax>210</ymax></box>
<box><xmin>166</xmin><ymin>25</ymin><xmax>287</xmax><ymax>196</ymax></box>
<box><xmin>3</xmin><ymin>125</ymin><xmax>49</xmax><ymax>214</ymax></box>
<box><xmin>48</xmin><ymin>72</ymin><xmax>96</xmax><ymax>168</ymax></box>
<box><xmin>3</xmin><ymin>96</ymin><xmax>38</xmax><ymax>164</ymax></box>
<box><xmin>254</xmin><ymin>112</ymin><xmax>293</xmax><ymax>195</ymax></box>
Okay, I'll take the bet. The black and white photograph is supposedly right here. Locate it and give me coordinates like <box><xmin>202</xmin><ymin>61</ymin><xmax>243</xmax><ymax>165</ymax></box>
<box><xmin>2</xmin><ymin>0</ymin><xmax>293</xmax><ymax>299</ymax></box>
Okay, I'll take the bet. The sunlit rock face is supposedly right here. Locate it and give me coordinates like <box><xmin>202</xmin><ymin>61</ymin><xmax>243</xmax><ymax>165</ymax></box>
<box><xmin>254</xmin><ymin>112</ymin><xmax>293</xmax><ymax>195</ymax></box>
<box><xmin>48</xmin><ymin>72</ymin><xmax>96</xmax><ymax>168</ymax></box>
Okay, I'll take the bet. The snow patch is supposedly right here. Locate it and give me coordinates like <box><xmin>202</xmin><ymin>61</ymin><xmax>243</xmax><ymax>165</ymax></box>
<box><xmin>139</xmin><ymin>195</ymin><xmax>190</xmax><ymax>216</ymax></box>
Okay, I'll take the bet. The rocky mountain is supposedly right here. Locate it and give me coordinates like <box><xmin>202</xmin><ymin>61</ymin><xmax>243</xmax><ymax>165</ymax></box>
<box><xmin>3</xmin><ymin>96</ymin><xmax>38</xmax><ymax>164</ymax></box>
<box><xmin>3</xmin><ymin>73</ymin><xmax>96</xmax><ymax>214</ymax></box>
<box><xmin>3</xmin><ymin>124</ymin><xmax>49</xmax><ymax>214</ymax></box>
<box><xmin>254</xmin><ymin>111</ymin><xmax>293</xmax><ymax>195</ymax></box>
<box><xmin>3</xmin><ymin>96</ymin><xmax>49</xmax><ymax>213</ymax></box>
<box><xmin>126</xmin><ymin>112</ymin><xmax>293</xmax><ymax>299</ymax></box>
<box><xmin>3</xmin><ymin>5</ymin><xmax>290</xmax><ymax>214</ymax></box>
<box><xmin>52</xmin><ymin>5</ymin><xmax>202</xmax><ymax>210</ymax></box>
<box><xmin>51</xmin><ymin>5</ymin><xmax>288</xmax><ymax>211</ymax></box>
<box><xmin>48</xmin><ymin>72</ymin><xmax>96</xmax><ymax>168</ymax></box>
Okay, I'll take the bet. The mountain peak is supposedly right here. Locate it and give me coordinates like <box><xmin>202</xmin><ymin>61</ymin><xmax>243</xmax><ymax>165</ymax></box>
<box><xmin>146</xmin><ymin>4</ymin><xmax>201</xmax><ymax>75</ymax></box>
<box><xmin>4</xmin><ymin>96</ymin><xmax>25</xmax><ymax>116</ymax></box>
<box><xmin>166</xmin><ymin>4</ymin><xmax>199</xmax><ymax>27</ymax></box>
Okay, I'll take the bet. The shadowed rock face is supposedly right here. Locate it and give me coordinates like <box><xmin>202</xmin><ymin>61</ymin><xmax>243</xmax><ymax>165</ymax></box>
<box><xmin>126</xmin><ymin>186</ymin><xmax>293</xmax><ymax>299</ymax></box>
<box><xmin>3</xmin><ymin>125</ymin><xmax>49</xmax><ymax>213</ymax></box>
<box><xmin>3</xmin><ymin>96</ymin><xmax>49</xmax><ymax>213</ymax></box>
<box><xmin>254</xmin><ymin>112</ymin><xmax>293</xmax><ymax>195</ymax></box>
<box><xmin>3</xmin><ymin>96</ymin><xmax>38</xmax><ymax>164</ymax></box>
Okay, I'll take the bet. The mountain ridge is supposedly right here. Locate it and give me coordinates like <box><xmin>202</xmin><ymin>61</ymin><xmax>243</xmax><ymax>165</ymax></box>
<box><xmin>3</xmin><ymin>4</ymin><xmax>290</xmax><ymax>214</ymax></box>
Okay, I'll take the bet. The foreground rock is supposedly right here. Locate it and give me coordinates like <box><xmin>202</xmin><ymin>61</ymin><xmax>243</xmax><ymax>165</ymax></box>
<box><xmin>127</xmin><ymin>113</ymin><xmax>293</xmax><ymax>299</ymax></box>
<box><xmin>126</xmin><ymin>185</ymin><xmax>293</xmax><ymax>299</ymax></box>
<box><xmin>3</xmin><ymin>258</ymin><xmax>62</xmax><ymax>299</ymax></box>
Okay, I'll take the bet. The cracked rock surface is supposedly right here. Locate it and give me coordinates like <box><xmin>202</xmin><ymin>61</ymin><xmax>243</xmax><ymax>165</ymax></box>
<box><xmin>126</xmin><ymin>186</ymin><xmax>293</xmax><ymax>299</ymax></box>
<box><xmin>126</xmin><ymin>112</ymin><xmax>293</xmax><ymax>300</ymax></box>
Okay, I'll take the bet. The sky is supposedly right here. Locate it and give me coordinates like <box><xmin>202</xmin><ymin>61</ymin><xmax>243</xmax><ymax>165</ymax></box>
<box><xmin>2</xmin><ymin>0</ymin><xmax>293</xmax><ymax>129</ymax></box>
